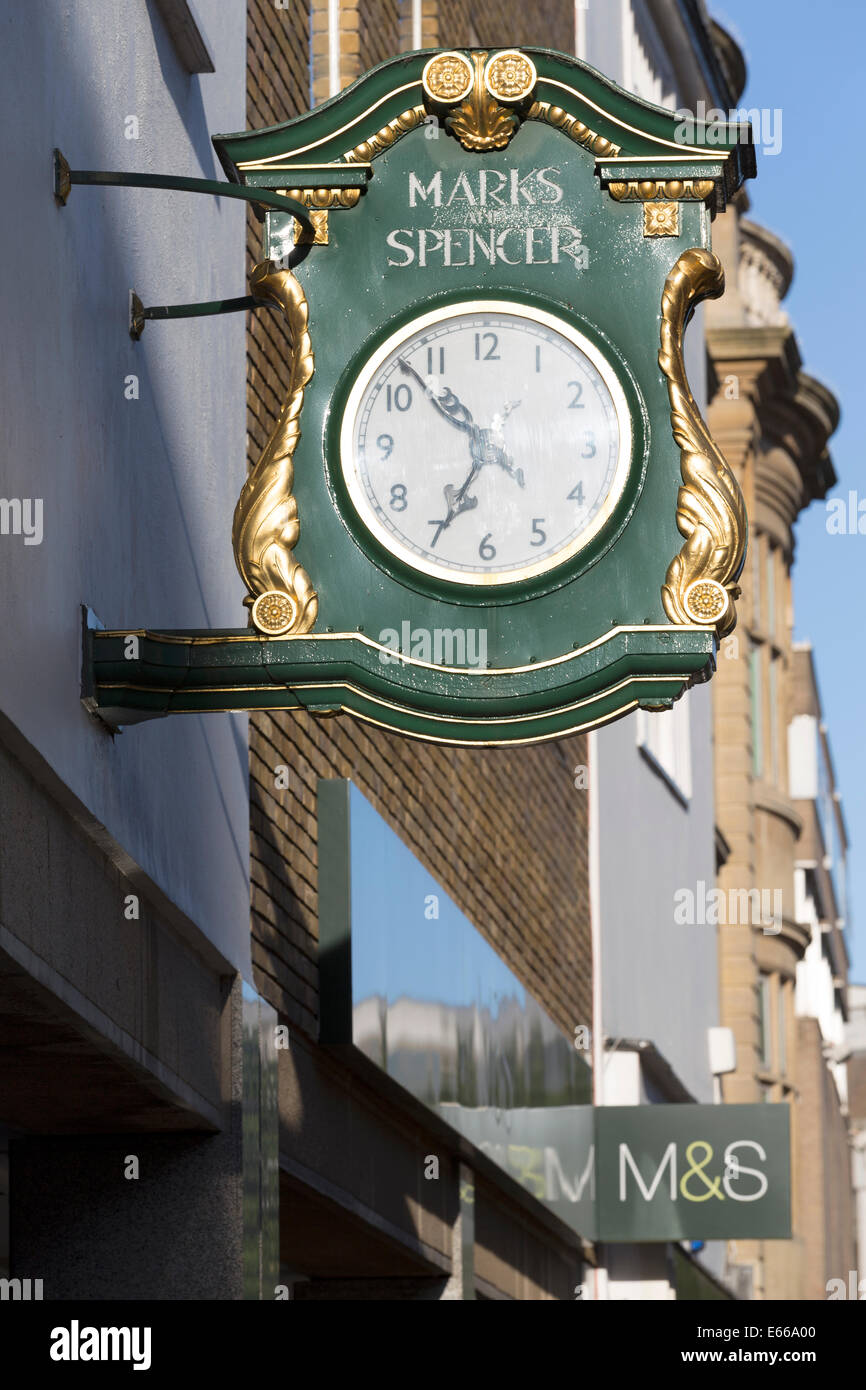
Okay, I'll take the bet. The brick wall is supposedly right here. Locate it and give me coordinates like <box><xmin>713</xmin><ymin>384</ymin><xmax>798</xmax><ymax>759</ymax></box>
<box><xmin>433</xmin><ymin>1</ymin><xmax>574</xmax><ymax>52</ymax></box>
<box><xmin>312</xmin><ymin>0</ymin><xmax>575</xmax><ymax>102</ymax></box>
<box><xmin>247</xmin><ymin>1</ymin><xmax>591</xmax><ymax>1047</ymax></box>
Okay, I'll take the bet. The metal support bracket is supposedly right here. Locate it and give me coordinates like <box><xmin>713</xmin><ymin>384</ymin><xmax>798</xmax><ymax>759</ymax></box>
<box><xmin>129</xmin><ymin>290</ymin><xmax>264</xmax><ymax>340</ymax></box>
<box><xmin>52</xmin><ymin>148</ymin><xmax>315</xmax><ymax>233</ymax></box>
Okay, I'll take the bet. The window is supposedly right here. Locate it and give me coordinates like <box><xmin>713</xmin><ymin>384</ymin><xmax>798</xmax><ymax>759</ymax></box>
<box><xmin>777</xmin><ymin>979</ymin><xmax>788</xmax><ymax>1077</ymax></box>
<box><xmin>758</xmin><ymin>973</ymin><xmax>772</xmax><ymax>1068</ymax></box>
<box><xmin>636</xmin><ymin>693</ymin><xmax>692</xmax><ymax>802</ymax></box>
<box><xmin>766</xmin><ymin>544</ymin><xmax>776</xmax><ymax>637</ymax></box>
<box><xmin>750</xmin><ymin>646</ymin><xmax>764</xmax><ymax>778</ymax></box>
<box><xmin>769</xmin><ymin>656</ymin><xmax>779</xmax><ymax>785</ymax></box>
<box><xmin>627</xmin><ymin>5</ymin><xmax>677</xmax><ymax>109</ymax></box>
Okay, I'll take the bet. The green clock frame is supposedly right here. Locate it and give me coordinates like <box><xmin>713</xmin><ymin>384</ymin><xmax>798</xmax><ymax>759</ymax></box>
<box><xmin>88</xmin><ymin>45</ymin><xmax>754</xmax><ymax>745</ymax></box>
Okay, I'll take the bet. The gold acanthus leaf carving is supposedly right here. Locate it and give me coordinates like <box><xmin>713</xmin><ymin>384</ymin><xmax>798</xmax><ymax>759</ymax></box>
<box><xmin>232</xmin><ymin>260</ymin><xmax>317</xmax><ymax>636</ymax></box>
<box><xmin>659</xmin><ymin>248</ymin><xmax>747</xmax><ymax>638</ymax></box>
<box><xmin>444</xmin><ymin>52</ymin><xmax>520</xmax><ymax>152</ymax></box>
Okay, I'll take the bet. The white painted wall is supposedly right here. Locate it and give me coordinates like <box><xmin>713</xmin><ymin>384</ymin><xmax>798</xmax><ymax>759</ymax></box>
<box><xmin>591</xmin><ymin>290</ymin><xmax>717</xmax><ymax>1108</ymax></box>
<box><xmin>0</xmin><ymin>1</ymin><xmax>250</xmax><ymax>972</ymax></box>
<box><xmin>594</xmin><ymin>683</ymin><xmax>719</xmax><ymax>1105</ymax></box>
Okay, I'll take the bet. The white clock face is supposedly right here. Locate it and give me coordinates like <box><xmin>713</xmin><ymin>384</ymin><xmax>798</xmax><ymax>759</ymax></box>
<box><xmin>339</xmin><ymin>301</ymin><xmax>632</xmax><ymax>586</ymax></box>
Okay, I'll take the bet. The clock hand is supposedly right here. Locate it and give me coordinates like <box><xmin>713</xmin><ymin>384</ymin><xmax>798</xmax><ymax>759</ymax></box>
<box><xmin>397</xmin><ymin>357</ymin><xmax>474</xmax><ymax>433</ymax></box>
<box><xmin>396</xmin><ymin>363</ymin><xmax>525</xmax><ymax>545</ymax></box>
<box><xmin>488</xmin><ymin>399</ymin><xmax>522</xmax><ymax>432</ymax></box>
<box><xmin>429</xmin><ymin>461</ymin><xmax>481</xmax><ymax>547</ymax></box>
<box><xmin>394</xmin><ymin>356</ymin><xmax>483</xmax><ymax>545</ymax></box>
<box><xmin>487</xmin><ymin>401</ymin><xmax>525</xmax><ymax>488</ymax></box>
<box><xmin>430</xmin><ymin>422</ymin><xmax>527</xmax><ymax>548</ymax></box>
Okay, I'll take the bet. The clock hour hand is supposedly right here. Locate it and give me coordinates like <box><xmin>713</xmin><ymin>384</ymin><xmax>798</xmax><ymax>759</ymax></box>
<box><xmin>429</xmin><ymin>466</ymin><xmax>480</xmax><ymax>548</ymax></box>
<box><xmin>429</xmin><ymin>410</ymin><xmax>526</xmax><ymax>546</ymax></box>
<box><xmin>397</xmin><ymin>357</ymin><xmax>474</xmax><ymax>433</ymax></box>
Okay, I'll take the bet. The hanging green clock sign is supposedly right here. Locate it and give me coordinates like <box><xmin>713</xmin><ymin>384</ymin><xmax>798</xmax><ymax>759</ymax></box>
<box><xmin>90</xmin><ymin>46</ymin><xmax>754</xmax><ymax>744</ymax></box>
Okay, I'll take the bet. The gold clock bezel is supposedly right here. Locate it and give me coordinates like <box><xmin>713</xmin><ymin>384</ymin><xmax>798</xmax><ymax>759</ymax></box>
<box><xmin>339</xmin><ymin>299</ymin><xmax>634</xmax><ymax>587</ymax></box>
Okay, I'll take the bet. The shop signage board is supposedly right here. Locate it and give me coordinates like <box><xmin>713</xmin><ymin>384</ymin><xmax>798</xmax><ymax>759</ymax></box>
<box><xmin>594</xmin><ymin>1103</ymin><xmax>790</xmax><ymax>1242</ymax></box>
<box><xmin>319</xmin><ymin>779</ymin><xmax>790</xmax><ymax>1241</ymax></box>
<box><xmin>89</xmin><ymin>46</ymin><xmax>754</xmax><ymax>744</ymax></box>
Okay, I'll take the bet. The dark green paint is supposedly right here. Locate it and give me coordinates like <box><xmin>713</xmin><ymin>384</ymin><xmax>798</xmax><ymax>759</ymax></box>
<box><xmin>140</xmin><ymin>295</ymin><xmax>261</xmax><ymax>321</ymax></box>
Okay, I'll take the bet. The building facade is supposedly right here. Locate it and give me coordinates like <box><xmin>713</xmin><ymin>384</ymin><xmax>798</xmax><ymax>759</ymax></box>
<box><xmin>0</xmin><ymin>0</ymin><xmax>263</xmax><ymax>1297</ymax></box>
<box><xmin>847</xmin><ymin>985</ymin><xmax>866</xmax><ymax>1291</ymax></box>
<box><xmin>583</xmin><ymin>1</ymin><xmax>742</xmax><ymax>1302</ymax></box>
<box><xmin>707</xmin><ymin>184</ymin><xmax>853</xmax><ymax>1297</ymax></box>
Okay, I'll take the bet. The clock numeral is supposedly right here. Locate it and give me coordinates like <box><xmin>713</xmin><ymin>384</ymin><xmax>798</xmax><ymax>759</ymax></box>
<box><xmin>479</xmin><ymin>533</ymin><xmax>497</xmax><ymax>561</ymax></box>
<box><xmin>386</xmin><ymin>383</ymin><xmax>413</xmax><ymax>412</ymax></box>
<box><xmin>377</xmin><ymin>432</ymin><xmax>394</xmax><ymax>459</ymax></box>
<box><xmin>568</xmin><ymin>481</ymin><xmax>585</xmax><ymax>505</ymax></box>
<box><xmin>427</xmin><ymin>519</ymin><xmax>445</xmax><ymax>548</ymax></box>
<box><xmin>426</xmin><ymin>345</ymin><xmax>445</xmax><ymax>375</ymax></box>
<box><xmin>389</xmin><ymin>484</ymin><xmax>408</xmax><ymax>512</ymax></box>
<box><xmin>581</xmin><ymin>429</ymin><xmax>596</xmax><ymax>459</ymax></box>
<box><xmin>567</xmin><ymin>380</ymin><xmax>584</xmax><ymax>409</ymax></box>
<box><xmin>530</xmin><ymin>518</ymin><xmax>546</xmax><ymax>548</ymax></box>
<box><xmin>474</xmin><ymin>331</ymin><xmax>500</xmax><ymax>362</ymax></box>
<box><xmin>535</xmin><ymin>345</ymin><xmax>542</xmax><ymax>373</ymax></box>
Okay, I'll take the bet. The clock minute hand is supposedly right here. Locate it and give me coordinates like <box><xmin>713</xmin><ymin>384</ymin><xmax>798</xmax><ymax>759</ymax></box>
<box><xmin>397</xmin><ymin>357</ymin><xmax>474</xmax><ymax>433</ymax></box>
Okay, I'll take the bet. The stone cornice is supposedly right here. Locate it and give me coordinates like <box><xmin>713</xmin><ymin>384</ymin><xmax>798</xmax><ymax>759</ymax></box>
<box><xmin>756</xmin><ymin>914</ymin><xmax>811</xmax><ymax>968</ymax></box>
<box><xmin>706</xmin><ymin>325</ymin><xmax>838</xmax><ymax>543</ymax></box>
<box><xmin>754</xmin><ymin>783</ymin><xmax>803</xmax><ymax>839</ymax></box>
<box><xmin>709</xmin><ymin>19</ymin><xmax>748</xmax><ymax>105</ymax></box>
<box><xmin>740</xmin><ymin>218</ymin><xmax>794</xmax><ymax>310</ymax></box>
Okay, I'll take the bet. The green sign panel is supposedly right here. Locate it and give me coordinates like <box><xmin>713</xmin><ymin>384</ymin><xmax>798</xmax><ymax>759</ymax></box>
<box><xmin>90</xmin><ymin>47</ymin><xmax>754</xmax><ymax>744</ymax></box>
<box><xmin>594</xmin><ymin>1104</ymin><xmax>790</xmax><ymax>1242</ymax></box>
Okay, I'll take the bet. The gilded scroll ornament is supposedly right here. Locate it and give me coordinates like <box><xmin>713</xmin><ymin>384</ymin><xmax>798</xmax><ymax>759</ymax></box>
<box><xmin>658</xmin><ymin>248</ymin><xmax>747</xmax><ymax>637</ymax></box>
<box><xmin>345</xmin><ymin>52</ymin><xmax>619</xmax><ymax>160</ymax></box>
<box><xmin>233</xmin><ymin>260</ymin><xmax>317</xmax><ymax>637</ymax></box>
<box><xmin>527</xmin><ymin>101</ymin><xmax>620</xmax><ymax>157</ymax></box>
<box><xmin>434</xmin><ymin>52</ymin><xmax>526</xmax><ymax>152</ymax></box>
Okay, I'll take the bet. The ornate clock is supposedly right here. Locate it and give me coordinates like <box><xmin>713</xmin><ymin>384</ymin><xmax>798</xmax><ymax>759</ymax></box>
<box><xmin>340</xmin><ymin>301</ymin><xmax>632</xmax><ymax>586</ymax></box>
<box><xmin>89</xmin><ymin>46</ymin><xmax>754</xmax><ymax>745</ymax></box>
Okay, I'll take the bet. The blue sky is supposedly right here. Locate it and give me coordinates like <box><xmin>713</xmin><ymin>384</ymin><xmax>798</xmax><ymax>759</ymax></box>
<box><xmin>714</xmin><ymin>0</ymin><xmax>866</xmax><ymax>979</ymax></box>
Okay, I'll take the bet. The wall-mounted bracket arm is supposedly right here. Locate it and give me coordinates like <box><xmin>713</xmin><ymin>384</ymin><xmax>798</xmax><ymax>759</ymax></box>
<box><xmin>129</xmin><ymin>291</ymin><xmax>264</xmax><ymax>340</ymax></box>
<box><xmin>52</xmin><ymin>149</ymin><xmax>315</xmax><ymax>233</ymax></box>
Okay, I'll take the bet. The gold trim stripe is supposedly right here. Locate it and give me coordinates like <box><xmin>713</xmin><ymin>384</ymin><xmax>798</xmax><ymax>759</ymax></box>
<box><xmin>93</xmin><ymin>622</ymin><xmax>711</xmax><ymax>674</ymax></box>
<box><xmin>235</xmin><ymin>73</ymin><xmax>733</xmax><ymax>172</ymax></box>
<box><xmin>96</xmin><ymin>672</ymin><xmax>702</xmax><ymax>726</ymax></box>
<box><xmin>237</xmin><ymin>82</ymin><xmax>421</xmax><ymax>167</ymax></box>
<box><xmin>540</xmin><ymin>78</ymin><xmax>722</xmax><ymax>156</ymax></box>
<box><xmin>344</xmin><ymin>698</ymin><xmax>643</xmax><ymax>747</ymax></box>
